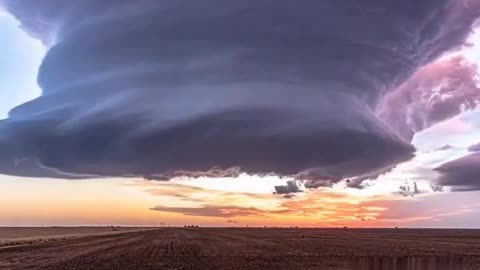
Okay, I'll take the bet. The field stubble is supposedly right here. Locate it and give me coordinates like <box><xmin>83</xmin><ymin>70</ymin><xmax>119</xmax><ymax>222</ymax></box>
<box><xmin>0</xmin><ymin>228</ymin><xmax>479</xmax><ymax>269</ymax></box>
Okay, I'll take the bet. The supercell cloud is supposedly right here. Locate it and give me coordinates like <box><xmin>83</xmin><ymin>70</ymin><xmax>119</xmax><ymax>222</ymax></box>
<box><xmin>0</xmin><ymin>1</ymin><xmax>479</xmax><ymax>181</ymax></box>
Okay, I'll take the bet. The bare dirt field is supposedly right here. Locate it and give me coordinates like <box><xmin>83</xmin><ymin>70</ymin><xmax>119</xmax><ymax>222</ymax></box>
<box><xmin>0</xmin><ymin>228</ymin><xmax>479</xmax><ymax>270</ymax></box>
<box><xmin>0</xmin><ymin>227</ymin><xmax>153</xmax><ymax>248</ymax></box>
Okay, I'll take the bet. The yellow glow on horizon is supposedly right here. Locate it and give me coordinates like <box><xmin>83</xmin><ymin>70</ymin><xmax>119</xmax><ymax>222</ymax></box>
<box><xmin>0</xmin><ymin>175</ymin><xmax>474</xmax><ymax>228</ymax></box>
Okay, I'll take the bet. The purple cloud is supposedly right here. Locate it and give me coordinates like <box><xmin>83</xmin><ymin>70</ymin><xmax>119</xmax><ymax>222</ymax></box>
<box><xmin>468</xmin><ymin>143</ymin><xmax>480</xmax><ymax>152</ymax></box>
<box><xmin>378</xmin><ymin>56</ymin><xmax>480</xmax><ymax>141</ymax></box>
<box><xmin>0</xmin><ymin>1</ymin><xmax>479</xmax><ymax>182</ymax></box>
<box><xmin>434</xmin><ymin>153</ymin><xmax>480</xmax><ymax>191</ymax></box>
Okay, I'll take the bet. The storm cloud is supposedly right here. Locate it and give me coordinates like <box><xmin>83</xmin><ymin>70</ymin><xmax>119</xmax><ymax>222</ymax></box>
<box><xmin>434</xmin><ymin>153</ymin><xmax>480</xmax><ymax>191</ymax></box>
<box><xmin>378</xmin><ymin>56</ymin><xmax>480</xmax><ymax>141</ymax></box>
<box><xmin>433</xmin><ymin>141</ymin><xmax>480</xmax><ymax>191</ymax></box>
<box><xmin>1</xmin><ymin>1</ymin><xmax>479</xmax><ymax>181</ymax></box>
<box><xmin>468</xmin><ymin>142</ymin><xmax>480</xmax><ymax>152</ymax></box>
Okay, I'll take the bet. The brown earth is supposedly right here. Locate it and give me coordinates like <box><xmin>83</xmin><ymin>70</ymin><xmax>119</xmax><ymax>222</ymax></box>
<box><xmin>0</xmin><ymin>228</ymin><xmax>479</xmax><ymax>270</ymax></box>
<box><xmin>0</xmin><ymin>227</ymin><xmax>154</xmax><ymax>249</ymax></box>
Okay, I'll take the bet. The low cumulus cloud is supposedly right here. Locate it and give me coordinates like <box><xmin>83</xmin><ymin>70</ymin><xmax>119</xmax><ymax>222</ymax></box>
<box><xmin>397</xmin><ymin>181</ymin><xmax>423</xmax><ymax>197</ymax></box>
<box><xmin>304</xmin><ymin>180</ymin><xmax>334</xmax><ymax>189</ymax></box>
<box><xmin>274</xmin><ymin>180</ymin><xmax>302</xmax><ymax>195</ymax></box>
<box><xmin>282</xmin><ymin>194</ymin><xmax>297</xmax><ymax>199</ymax></box>
<box><xmin>0</xmin><ymin>1</ymin><xmax>479</xmax><ymax>183</ymax></box>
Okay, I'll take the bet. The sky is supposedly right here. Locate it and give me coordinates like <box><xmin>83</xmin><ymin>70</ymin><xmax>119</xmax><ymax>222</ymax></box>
<box><xmin>0</xmin><ymin>11</ymin><xmax>42</xmax><ymax>119</ymax></box>
<box><xmin>0</xmin><ymin>1</ymin><xmax>480</xmax><ymax>227</ymax></box>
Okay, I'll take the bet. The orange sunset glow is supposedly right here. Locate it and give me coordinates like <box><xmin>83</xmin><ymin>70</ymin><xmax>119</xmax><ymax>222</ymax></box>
<box><xmin>1</xmin><ymin>175</ymin><xmax>476</xmax><ymax>228</ymax></box>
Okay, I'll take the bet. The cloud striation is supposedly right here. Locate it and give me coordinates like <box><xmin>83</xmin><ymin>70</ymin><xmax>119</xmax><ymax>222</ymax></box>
<box><xmin>0</xmin><ymin>0</ymin><xmax>479</xmax><ymax>182</ymax></box>
<box><xmin>434</xmin><ymin>153</ymin><xmax>480</xmax><ymax>191</ymax></box>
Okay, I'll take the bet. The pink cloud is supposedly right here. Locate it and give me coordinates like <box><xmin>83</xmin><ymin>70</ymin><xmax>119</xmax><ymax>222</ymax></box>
<box><xmin>378</xmin><ymin>56</ymin><xmax>479</xmax><ymax>141</ymax></box>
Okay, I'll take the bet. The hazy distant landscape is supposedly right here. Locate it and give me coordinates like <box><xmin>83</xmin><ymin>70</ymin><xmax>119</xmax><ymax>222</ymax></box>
<box><xmin>1</xmin><ymin>228</ymin><xmax>479</xmax><ymax>269</ymax></box>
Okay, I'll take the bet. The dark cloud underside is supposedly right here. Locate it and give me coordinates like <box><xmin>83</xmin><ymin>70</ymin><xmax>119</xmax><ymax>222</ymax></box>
<box><xmin>468</xmin><ymin>143</ymin><xmax>480</xmax><ymax>152</ymax></box>
<box><xmin>1</xmin><ymin>0</ymin><xmax>479</xmax><ymax>181</ymax></box>
<box><xmin>274</xmin><ymin>180</ymin><xmax>302</xmax><ymax>195</ymax></box>
<box><xmin>435</xmin><ymin>153</ymin><xmax>480</xmax><ymax>191</ymax></box>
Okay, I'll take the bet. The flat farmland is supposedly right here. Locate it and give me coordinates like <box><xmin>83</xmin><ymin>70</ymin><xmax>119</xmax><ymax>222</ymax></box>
<box><xmin>0</xmin><ymin>227</ymin><xmax>153</xmax><ymax>248</ymax></box>
<box><xmin>1</xmin><ymin>228</ymin><xmax>479</xmax><ymax>269</ymax></box>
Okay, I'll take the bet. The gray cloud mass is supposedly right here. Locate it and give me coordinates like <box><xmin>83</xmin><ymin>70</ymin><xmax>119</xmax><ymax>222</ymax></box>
<box><xmin>434</xmin><ymin>153</ymin><xmax>480</xmax><ymax>191</ymax></box>
<box><xmin>468</xmin><ymin>142</ymin><xmax>480</xmax><ymax>152</ymax></box>
<box><xmin>1</xmin><ymin>1</ymin><xmax>479</xmax><ymax>182</ymax></box>
<box><xmin>274</xmin><ymin>180</ymin><xmax>302</xmax><ymax>195</ymax></box>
